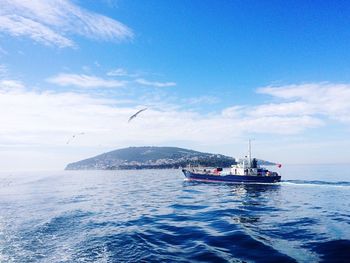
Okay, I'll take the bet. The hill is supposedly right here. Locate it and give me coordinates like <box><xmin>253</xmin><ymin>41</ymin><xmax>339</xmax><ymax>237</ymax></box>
<box><xmin>65</xmin><ymin>146</ymin><xmax>236</xmax><ymax>170</ymax></box>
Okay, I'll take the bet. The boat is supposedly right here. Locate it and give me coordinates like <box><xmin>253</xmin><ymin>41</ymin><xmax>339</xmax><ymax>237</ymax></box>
<box><xmin>182</xmin><ymin>140</ymin><xmax>281</xmax><ymax>184</ymax></box>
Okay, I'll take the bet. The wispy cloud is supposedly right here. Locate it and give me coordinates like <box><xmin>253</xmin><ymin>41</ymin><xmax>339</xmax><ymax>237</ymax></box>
<box><xmin>1</xmin><ymin>81</ymin><xmax>331</xmax><ymax>148</ymax></box>
<box><xmin>186</xmin><ymin>95</ymin><xmax>220</xmax><ymax>105</ymax></box>
<box><xmin>47</xmin><ymin>73</ymin><xmax>126</xmax><ymax>88</ymax></box>
<box><xmin>107</xmin><ymin>68</ymin><xmax>130</xmax><ymax>77</ymax></box>
<box><xmin>250</xmin><ymin>101</ymin><xmax>313</xmax><ymax>117</ymax></box>
<box><xmin>221</xmin><ymin>106</ymin><xmax>247</xmax><ymax>118</ymax></box>
<box><xmin>135</xmin><ymin>78</ymin><xmax>176</xmax><ymax>87</ymax></box>
<box><xmin>3</xmin><ymin>81</ymin><xmax>348</xmax><ymax>141</ymax></box>
<box><xmin>0</xmin><ymin>14</ymin><xmax>74</xmax><ymax>48</ymax></box>
<box><xmin>0</xmin><ymin>79</ymin><xmax>25</xmax><ymax>90</ymax></box>
<box><xmin>0</xmin><ymin>0</ymin><xmax>133</xmax><ymax>48</ymax></box>
<box><xmin>3</xmin><ymin>80</ymin><xmax>350</xmax><ymax>169</ymax></box>
<box><xmin>257</xmin><ymin>83</ymin><xmax>350</xmax><ymax>123</ymax></box>
<box><xmin>106</xmin><ymin>67</ymin><xmax>140</xmax><ymax>78</ymax></box>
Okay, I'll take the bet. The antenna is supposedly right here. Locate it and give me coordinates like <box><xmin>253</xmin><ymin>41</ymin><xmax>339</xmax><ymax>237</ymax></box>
<box><xmin>248</xmin><ymin>139</ymin><xmax>252</xmax><ymax>167</ymax></box>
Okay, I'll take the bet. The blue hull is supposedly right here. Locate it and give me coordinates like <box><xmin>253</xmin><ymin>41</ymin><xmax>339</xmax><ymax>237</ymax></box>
<box><xmin>182</xmin><ymin>169</ymin><xmax>281</xmax><ymax>184</ymax></box>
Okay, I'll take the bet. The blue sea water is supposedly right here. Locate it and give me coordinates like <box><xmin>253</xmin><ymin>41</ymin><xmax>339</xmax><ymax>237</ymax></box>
<box><xmin>0</xmin><ymin>165</ymin><xmax>350</xmax><ymax>262</ymax></box>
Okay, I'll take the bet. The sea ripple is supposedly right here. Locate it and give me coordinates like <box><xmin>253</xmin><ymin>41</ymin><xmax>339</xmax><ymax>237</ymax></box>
<box><xmin>0</xmin><ymin>168</ymin><xmax>350</xmax><ymax>262</ymax></box>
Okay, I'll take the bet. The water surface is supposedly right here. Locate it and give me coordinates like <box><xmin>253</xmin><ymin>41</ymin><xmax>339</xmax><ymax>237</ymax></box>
<box><xmin>0</xmin><ymin>165</ymin><xmax>349</xmax><ymax>262</ymax></box>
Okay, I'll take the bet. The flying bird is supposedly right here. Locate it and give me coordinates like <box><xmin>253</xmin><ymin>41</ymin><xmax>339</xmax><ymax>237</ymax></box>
<box><xmin>66</xmin><ymin>132</ymin><xmax>85</xmax><ymax>144</ymax></box>
<box><xmin>128</xmin><ymin>108</ymin><xmax>147</xmax><ymax>123</ymax></box>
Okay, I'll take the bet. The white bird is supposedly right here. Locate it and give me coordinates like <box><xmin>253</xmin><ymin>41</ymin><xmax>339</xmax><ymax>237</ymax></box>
<box><xmin>66</xmin><ymin>132</ymin><xmax>85</xmax><ymax>144</ymax></box>
<box><xmin>128</xmin><ymin>108</ymin><xmax>147</xmax><ymax>123</ymax></box>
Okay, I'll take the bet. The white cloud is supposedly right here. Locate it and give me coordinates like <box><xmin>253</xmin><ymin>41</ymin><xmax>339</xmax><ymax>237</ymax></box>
<box><xmin>135</xmin><ymin>78</ymin><xmax>176</xmax><ymax>87</ymax></box>
<box><xmin>107</xmin><ymin>68</ymin><xmax>130</xmax><ymax>77</ymax></box>
<box><xmin>238</xmin><ymin>116</ymin><xmax>323</xmax><ymax>134</ymax></box>
<box><xmin>107</xmin><ymin>67</ymin><xmax>140</xmax><ymax>78</ymax></box>
<box><xmin>251</xmin><ymin>101</ymin><xmax>314</xmax><ymax>117</ymax></box>
<box><xmin>0</xmin><ymin>79</ymin><xmax>25</xmax><ymax>90</ymax></box>
<box><xmin>186</xmin><ymin>95</ymin><xmax>220</xmax><ymax>105</ymax></box>
<box><xmin>2</xmin><ymin>81</ymin><xmax>336</xmax><ymax>151</ymax></box>
<box><xmin>2</xmin><ymin>81</ymin><xmax>350</xmax><ymax>170</ymax></box>
<box><xmin>221</xmin><ymin>106</ymin><xmax>246</xmax><ymax>118</ymax></box>
<box><xmin>257</xmin><ymin>83</ymin><xmax>350</xmax><ymax>123</ymax></box>
<box><xmin>0</xmin><ymin>83</ymin><xmax>324</xmax><ymax>151</ymax></box>
<box><xmin>0</xmin><ymin>0</ymin><xmax>133</xmax><ymax>48</ymax></box>
<box><xmin>0</xmin><ymin>15</ymin><xmax>74</xmax><ymax>48</ymax></box>
<box><xmin>47</xmin><ymin>73</ymin><xmax>126</xmax><ymax>88</ymax></box>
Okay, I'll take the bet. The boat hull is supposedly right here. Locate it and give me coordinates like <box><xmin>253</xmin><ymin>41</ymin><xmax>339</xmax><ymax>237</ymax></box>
<box><xmin>182</xmin><ymin>169</ymin><xmax>281</xmax><ymax>184</ymax></box>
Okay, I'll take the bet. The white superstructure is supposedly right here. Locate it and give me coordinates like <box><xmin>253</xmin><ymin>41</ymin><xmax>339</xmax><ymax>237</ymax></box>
<box><xmin>229</xmin><ymin>140</ymin><xmax>273</xmax><ymax>176</ymax></box>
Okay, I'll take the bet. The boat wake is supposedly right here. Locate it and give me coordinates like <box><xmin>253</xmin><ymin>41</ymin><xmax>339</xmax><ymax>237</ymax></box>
<box><xmin>281</xmin><ymin>180</ymin><xmax>350</xmax><ymax>187</ymax></box>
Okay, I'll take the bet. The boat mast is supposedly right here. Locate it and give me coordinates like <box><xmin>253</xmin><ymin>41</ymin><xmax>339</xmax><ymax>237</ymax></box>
<box><xmin>248</xmin><ymin>139</ymin><xmax>252</xmax><ymax>167</ymax></box>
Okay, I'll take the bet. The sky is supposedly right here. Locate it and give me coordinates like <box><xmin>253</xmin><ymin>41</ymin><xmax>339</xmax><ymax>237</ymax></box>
<box><xmin>1</xmin><ymin>0</ymin><xmax>350</xmax><ymax>171</ymax></box>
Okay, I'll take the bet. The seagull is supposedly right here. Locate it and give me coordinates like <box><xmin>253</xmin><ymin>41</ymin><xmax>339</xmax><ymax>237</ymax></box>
<box><xmin>66</xmin><ymin>132</ymin><xmax>85</xmax><ymax>144</ymax></box>
<box><xmin>128</xmin><ymin>108</ymin><xmax>147</xmax><ymax>123</ymax></box>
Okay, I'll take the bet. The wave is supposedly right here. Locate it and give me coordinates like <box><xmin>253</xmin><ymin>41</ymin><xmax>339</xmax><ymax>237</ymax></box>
<box><xmin>281</xmin><ymin>180</ymin><xmax>350</xmax><ymax>187</ymax></box>
<box><xmin>2</xmin><ymin>170</ymin><xmax>349</xmax><ymax>262</ymax></box>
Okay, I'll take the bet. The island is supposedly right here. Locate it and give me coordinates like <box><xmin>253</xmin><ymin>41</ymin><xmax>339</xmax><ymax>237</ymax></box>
<box><xmin>65</xmin><ymin>146</ymin><xmax>237</xmax><ymax>170</ymax></box>
<box><xmin>65</xmin><ymin>146</ymin><xmax>276</xmax><ymax>170</ymax></box>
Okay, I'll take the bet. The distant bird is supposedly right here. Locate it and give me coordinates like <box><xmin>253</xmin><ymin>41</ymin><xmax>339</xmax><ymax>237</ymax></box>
<box><xmin>128</xmin><ymin>108</ymin><xmax>147</xmax><ymax>123</ymax></box>
<box><xmin>66</xmin><ymin>132</ymin><xmax>85</xmax><ymax>144</ymax></box>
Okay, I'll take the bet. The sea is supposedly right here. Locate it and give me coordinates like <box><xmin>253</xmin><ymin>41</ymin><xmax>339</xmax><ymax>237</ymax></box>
<box><xmin>0</xmin><ymin>164</ymin><xmax>349</xmax><ymax>263</ymax></box>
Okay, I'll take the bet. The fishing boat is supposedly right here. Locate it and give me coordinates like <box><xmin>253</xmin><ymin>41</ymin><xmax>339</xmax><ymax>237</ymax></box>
<box><xmin>182</xmin><ymin>140</ymin><xmax>281</xmax><ymax>184</ymax></box>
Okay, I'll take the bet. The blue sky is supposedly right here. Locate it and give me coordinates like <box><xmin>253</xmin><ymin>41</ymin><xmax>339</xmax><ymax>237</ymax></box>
<box><xmin>1</xmin><ymin>0</ymin><xmax>350</xmax><ymax>170</ymax></box>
